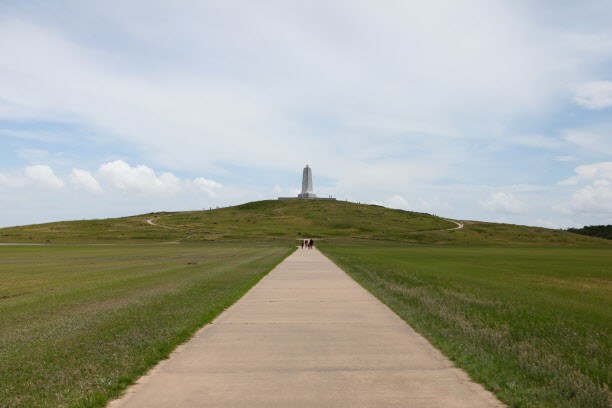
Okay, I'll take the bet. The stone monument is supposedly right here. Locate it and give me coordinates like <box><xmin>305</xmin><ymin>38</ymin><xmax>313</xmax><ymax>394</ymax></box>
<box><xmin>278</xmin><ymin>165</ymin><xmax>336</xmax><ymax>200</ymax></box>
<box><xmin>298</xmin><ymin>165</ymin><xmax>317</xmax><ymax>199</ymax></box>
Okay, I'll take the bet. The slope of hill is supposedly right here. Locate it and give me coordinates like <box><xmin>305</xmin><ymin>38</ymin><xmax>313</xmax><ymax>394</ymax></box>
<box><xmin>1</xmin><ymin>199</ymin><xmax>610</xmax><ymax>246</ymax></box>
<box><xmin>0</xmin><ymin>200</ymin><xmax>452</xmax><ymax>243</ymax></box>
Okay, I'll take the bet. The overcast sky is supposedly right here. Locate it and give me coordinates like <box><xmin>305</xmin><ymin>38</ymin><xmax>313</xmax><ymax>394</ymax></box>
<box><xmin>1</xmin><ymin>1</ymin><xmax>611</xmax><ymax>228</ymax></box>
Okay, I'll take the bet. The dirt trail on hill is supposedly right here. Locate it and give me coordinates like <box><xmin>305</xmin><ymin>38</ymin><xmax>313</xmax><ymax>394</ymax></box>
<box><xmin>144</xmin><ymin>214</ymin><xmax>466</xmax><ymax>239</ymax></box>
<box><xmin>447</xmin><ymin>220</ymin><xmax>464</xmax><ymax>230</ymax></box>
<box><xmin>146</xmin><ymin>216</ymin><xmax>181</xmax><ymax>230</ymax></box>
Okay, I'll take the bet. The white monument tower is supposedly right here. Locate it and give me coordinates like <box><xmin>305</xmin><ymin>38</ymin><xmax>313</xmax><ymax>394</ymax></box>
<box><xmin>298</xmin><ymin>165</ymin><xmax>317</xmax><ymax>199</ymax></box>
<box><xmin>277</xmin><ymin>165</ymin><xmax>335</xmax><ymax>200</ymax></box>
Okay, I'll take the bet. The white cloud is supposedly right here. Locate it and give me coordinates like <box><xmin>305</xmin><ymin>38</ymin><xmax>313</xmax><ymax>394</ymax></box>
<box><xmin>558</xmin><ymin>162</ymin><xmax>612</xmax><ymax>185</ymax></box>
<box><xmin>70</xmin><ymin>168</ymin><xmax>102</xmax><ymax>193</ymax></box>
<box><xmin>374</xmin><ymin>194</ymin><xmax>452</xmax><ymax>215</ymax></box>
<box><xmin>0</xmin><ymin>165</ymin><xmax>64</xmax><ymax>190</ymax></box>
<box><xmin>94</xmin><ymin>160</ymin><xmax>224</xmax><ymax>197</ymax></box>
<box><xmin>97</xmin><ymin>160</ymin><xmax>181</xmax><ymax>194</ymax></box>
<box><xmin>0</xmin><ymin>172</ymin><xmax>25</xmax><ymax>188</ymax></box>
<box><xmin>192</xmin><ymin>177</ymin><xmax>223</xmax><ymax>197</ymax></box>
<box><xmin>386</xmin><ymin>195</ymin><xmax>410</xmax><ymax>210</ymax></box>
<box><xmin>24</xmin><ymin>165</ymin><xmax>64</xmax><ymax>189</ymax></box>
<box><xmin>272</xmin><ymin>185</ymin><xmax>300</xmax><ymax>198</ymax></box>
<box><xmin>565</xmin><ymin>180</ymin><xmax>612</xmax><ymax>215</ymax></box>
<box><xmin>574</xmin><ymin>81</ymin><xmax>612</xmax><ymax>109</ymax></box>
<box><xmin>557</xmin><ymin>162</ymin><xmax>612</xmax><ymax>216</ymax></box>
<box><xmin>480</xmin><ymin>192</ymin><xmax>527</xmax><ymax>215</ymax></box>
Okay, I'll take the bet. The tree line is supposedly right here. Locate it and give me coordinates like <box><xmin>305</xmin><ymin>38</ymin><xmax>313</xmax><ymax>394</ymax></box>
<box><xmin>567</xmin><ymin>225</ymin><xmax>612</xmax><ymax>240</ymax></box>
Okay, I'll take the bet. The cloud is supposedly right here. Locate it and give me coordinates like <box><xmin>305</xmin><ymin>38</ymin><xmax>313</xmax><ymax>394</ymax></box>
<box><xmin>94</xmin><ymin>160</ymin><xmax>224</xmax><ymax>197</ymax></box>
<box><xmin>70</xmin><ymin>168</ymin><xmax>102</xmax><ymax>193</ymax></box>
<box><xmin>374</xmin><ymin>194</ymin><xmax>452</xmax><ymax>215</ymax></box>
<box><xmin>558</xmin><ymin>162</ymin><xmax>612</xmax><ymax>185</ymax></box>
<box><xmin>97</xmin><ymin>160</ymin><xmax>182</xmax><ymax>194</ymax></box>
<box><xmin>1</xmin><ymin>1</ymin><xmax>612</xmax><ymax>228</ymax></box>
<box><xmin>1</xmin><ymin>1</ymin><xmax>609</xmax><ymax>177</ymax></box>
<box><xmin>574</xmin><ymin>81</ymin><xmax>612</xmax><ymax>109</ymax></box>
<box><xmin>1</xmin><ymin>160</ymin><xmax>222</xmax><ymax>198</ymax></box>
<box><xmin>557</xmin><ymin>162</ymin><xmax>612</xmax><ymax>216</ymax></box>
<box><xmin>273</xmin><ymin>184</ymin><xmax>299</xmax><ymax>195</ymax></box>
<box><xmin>386</xmin><ymin>195</ymin><xmax>410</xmax><ymax>210</ymax></box>
<box><xmin>192</xmin><ymin>177</ymin><xmax>223</xmax><ymax>197</ymax></box>
<box><xmin>0</xmin><ymin>165</ymin><xmax>64</xmax><ymax>189</ymax></box>
<box><xmin>566</xmin><ymin>179</ymin><xmax>612</xmax><ymax>215</ymax></box>
<box><xmin>480</xmin><ymin>192</ymin><xmax>527</xmax><ymax>215</ymax></box>
<box><xmin>0</xmin><ymin>172</ymin><xmax>24</xmax><ymax>188</ymax></box>
<box><xmin>24</xmin><ymin>165</ymin><xmax>64</xmax><ymax>189</ymax></box>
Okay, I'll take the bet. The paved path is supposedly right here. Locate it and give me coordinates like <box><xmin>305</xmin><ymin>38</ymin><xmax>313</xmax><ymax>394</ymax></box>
<box><xmin>109</xmin><ymin>248</ymin><xmax>503</xmax><ymax>408</ymax></box>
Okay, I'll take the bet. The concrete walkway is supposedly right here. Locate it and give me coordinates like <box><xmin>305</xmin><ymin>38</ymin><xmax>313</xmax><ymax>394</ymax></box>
<box><xmin>109</xmin><ymin>248</ymin><xmax>503</xmax><ymax>408</ymax></box>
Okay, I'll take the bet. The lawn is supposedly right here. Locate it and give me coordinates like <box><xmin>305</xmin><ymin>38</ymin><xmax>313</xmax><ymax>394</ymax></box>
<box><xmin>0</xmin><ymin>243</ymin><xmax>293</xmax><ymax>408</ymax></box>
<box><xmin>320</xmin><ymin>242</ymin><xmax>612</xmax><ymax>408</ymax></box>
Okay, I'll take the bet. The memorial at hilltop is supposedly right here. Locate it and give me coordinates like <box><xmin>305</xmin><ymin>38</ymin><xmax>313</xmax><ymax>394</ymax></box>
<box><xmin>278</xmin><ymin>165</ymin><xmax>336</xmax><ymax>200</ymax></box>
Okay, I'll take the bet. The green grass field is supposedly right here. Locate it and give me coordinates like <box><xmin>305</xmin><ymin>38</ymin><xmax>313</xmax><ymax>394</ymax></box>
<box><xmin>1</xmin><ymin>200</ymin><xmax>611</xmax><ymax>407</ymax></box>
<box><xmin>319</xmin><ymin>242</ymin><xmax>612</xmax><ymax>408</ymax></box>
<box><xmin>0</xmin><ymin>243</ymin><xmax>293</xmax><ymax>408</ymax></box>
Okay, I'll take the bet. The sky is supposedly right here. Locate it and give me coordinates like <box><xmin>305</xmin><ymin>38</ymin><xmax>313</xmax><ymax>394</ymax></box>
<box><xmin>1</xmin><ymin>0</ymin><xmax>611</xmax><ymax>228</ymax></box>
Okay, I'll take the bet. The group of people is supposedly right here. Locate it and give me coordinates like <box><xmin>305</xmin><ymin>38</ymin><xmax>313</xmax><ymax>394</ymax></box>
<box><xmin>301</xmin><ymin>239</ymin><xmax>314</xmax><ymax>249</ymax></box>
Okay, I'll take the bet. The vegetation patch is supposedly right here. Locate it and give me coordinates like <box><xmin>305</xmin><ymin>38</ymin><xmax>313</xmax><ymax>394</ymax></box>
<box><xmin>568</xmin><ymin>225</ymin><xmax>612</xmax><ymax>240</ymax></box>
<box><xmin>0</xmin><ymin>243</ymin><xmax>293</xmax><ymax>408</ymax></box>
<box><xmin>320</xmin><ymin>242</ymin><xmax>612</xmax><ymax>408</ymax></box>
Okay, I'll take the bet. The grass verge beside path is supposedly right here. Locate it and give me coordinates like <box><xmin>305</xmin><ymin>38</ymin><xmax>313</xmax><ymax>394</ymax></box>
<box><xmin>320</xmin><ymin>242</ymin><xmax>612</xmax><ymax>408</ymax></box>
<box><xmin>0</xmin><ymin>243</ymin><xmax>293</xmax><ymax>408</ymax></box>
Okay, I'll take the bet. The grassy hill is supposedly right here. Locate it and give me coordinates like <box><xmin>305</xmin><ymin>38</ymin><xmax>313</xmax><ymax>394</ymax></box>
<box><xmin>1</xmin><ymin>199</ymin><xmax>610</xmax><ymax>246</ymax></box>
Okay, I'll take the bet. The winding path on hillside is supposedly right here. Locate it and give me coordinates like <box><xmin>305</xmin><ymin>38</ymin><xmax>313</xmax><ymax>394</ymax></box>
<box><xmin>146</xmin><ymin>216</ymin><xmax>180</xmax><ymax>230</ymax></box>
<box><xmin>108</xmin><ymin>248</ymin><xmax>503</xmax><ymax>408</ymax></box>
<box><xmin>447</xmin><ymin>220</ymin><xmax>464</xmax><ymax>230</ymax></box>
<box><xmin>144</xmin><ymin>215</ymin><xmax>466</xmax><ymax>239</ymax></box>
<box><xmin>146</xmin><ymin>216</ymin><xmax>198</xmax><ymax>243</ymax></box>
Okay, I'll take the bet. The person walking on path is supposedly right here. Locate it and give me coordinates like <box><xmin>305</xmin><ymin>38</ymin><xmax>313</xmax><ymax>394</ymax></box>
<box><xmin>300</xmin><ymin>240</ymin><xmax>304</xmax><ymax>250</ymax></box>
<box><xmin>309</xmin><ymin>238</ymin><xmax>314</xmax><ymax>249</ymax></box>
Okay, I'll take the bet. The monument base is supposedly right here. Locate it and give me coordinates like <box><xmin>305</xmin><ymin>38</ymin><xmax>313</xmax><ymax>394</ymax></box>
<box><xmin>278</xmin><ymin>197</ymin><xmax>337</xmax><ymax>201</ymax></box>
